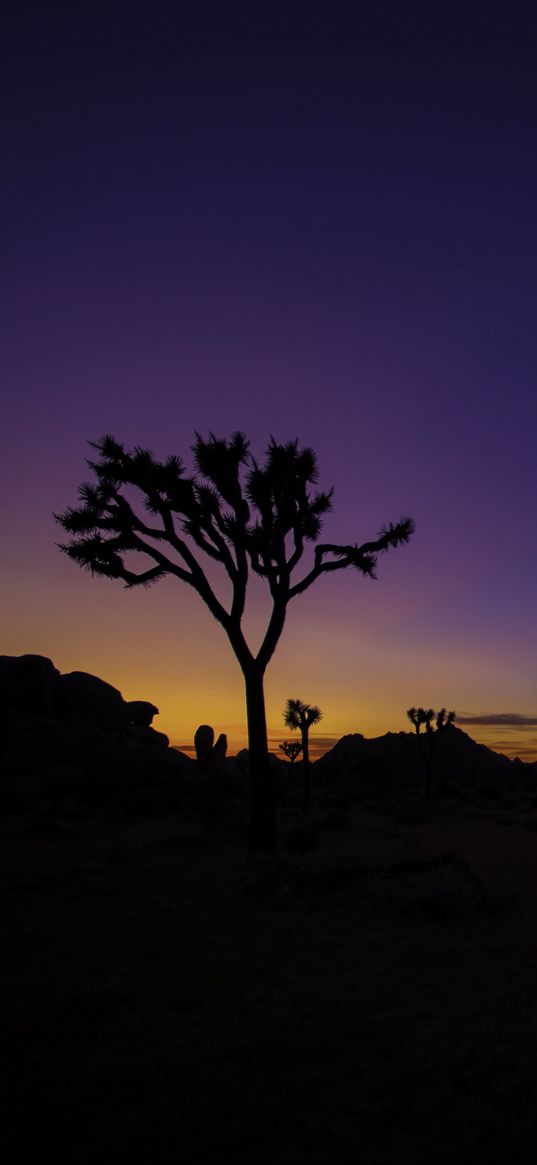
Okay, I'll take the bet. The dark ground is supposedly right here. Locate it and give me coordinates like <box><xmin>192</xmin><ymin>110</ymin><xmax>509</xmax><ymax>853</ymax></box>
<box><xmin>3</xmin><ymin>787</ymin><xmax>537</xmax><ymax>1163</ymax></box>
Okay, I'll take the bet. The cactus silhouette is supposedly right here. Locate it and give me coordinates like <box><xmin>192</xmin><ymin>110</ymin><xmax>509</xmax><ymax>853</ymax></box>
<box><xmin>194</xmin><ymin>724</ymin><xmax>215</xmax><ymax>772</ymax></box>
<box><xmin>56</xmin><ymin>432</ymin><xmax>414</xmax><ymax>853</ymax></box>
<box><xmin>194</xmin><ymin>725</ymin><xmax>228</xmax><ymax>774</ymax></box>
<box><xmin>406</xmin><ymin>707</ymin><xmax>456</xmax><ymax>797</ymax></box>
<box><xmin>211</xmin><ymin>732</ymin><xmax>228</xmax><ymax>773</ymax></box>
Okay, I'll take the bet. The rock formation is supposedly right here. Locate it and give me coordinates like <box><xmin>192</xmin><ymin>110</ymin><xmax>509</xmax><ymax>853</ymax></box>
<box><xmin>58</xmin><ymin>671</ymin><xmax>126</xmax><ymax>730</ymax></box>
<box><xmin>0</xmin><ymin>654</ymin><xmax>193</xmax><ymax>800</ymax></box>
<box><xmin>0</xmin><ymin>654</ymin><xmax>60</xmax><ymax>719</ymax></box>
<box><xmin>194</xmin><ymin>725</ymin><xmax>228</xmax><ymax>775</ymax></box>
<box><xmin>126</xmin><ymin>701</ymin><xmax>159</xmax><ymax>727</ymax></box>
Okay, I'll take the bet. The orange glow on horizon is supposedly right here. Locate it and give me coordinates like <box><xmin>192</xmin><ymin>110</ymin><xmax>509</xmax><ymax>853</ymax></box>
<box><xmin>171</xmin><ymin>724</ymin><xmax>536</xmax><ymax>763</ymax></box>
<box><xmin>3</xmin><ymin>575</ymin><xmax>536</xmax><ymax>764</ymax></box>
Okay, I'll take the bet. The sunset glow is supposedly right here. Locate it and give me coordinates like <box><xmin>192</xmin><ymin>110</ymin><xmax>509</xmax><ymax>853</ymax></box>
<box><xmin>2</xmin><ymin>11</ymin><xmax>536</xmax><ymax>762</ymax></box>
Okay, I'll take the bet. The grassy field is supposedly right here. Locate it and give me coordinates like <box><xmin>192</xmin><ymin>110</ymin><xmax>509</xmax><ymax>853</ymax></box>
<box><xmin>3</xmin><ymin>787</ymin><xmax>537</xmax><ymax>1163</ymax></box>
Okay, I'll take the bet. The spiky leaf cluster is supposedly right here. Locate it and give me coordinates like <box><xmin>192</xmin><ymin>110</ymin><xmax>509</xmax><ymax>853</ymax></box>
<box><xmin>407</xmin><ymin>707</ymin><xmax>456</xmax><ymax>735</ymax></box>
<box><xmin>280</xmin><ymin>740</ymin><xmax>303</xmax><ymax>763</ymax></box>
<box><xmin>245</xmin><ymin>439</ymin><xmax>333</xmax><ymax>580</ymax></box>
<box><xmin>56</xmin><ymin>432</ymin><xmax>338</xmax><ymax>596</ymax></box>
<box><xmin>283</xmin><ymin>698</ymin><xmax>323</xmax><ymax>732</ymax></box>
<box><xmin>57</xmin><ymin>431</ymin><xmax>415</xmax><ymax>671</ymax></box>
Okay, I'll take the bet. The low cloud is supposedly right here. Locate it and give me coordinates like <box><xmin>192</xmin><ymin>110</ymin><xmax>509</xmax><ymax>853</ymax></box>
<box><xmin>457</xmin><ymin>712</ymin><xmax>537</xmax><ymax>728</ymax></box>
<box><xmin>270</xmin><ymin>733</ymin><xmax>342</xmax><ymax>749</ymax></box>
<box><xmin>489</xmin><ymin>740</ymin><xmax>537</xmax><ymax>756</ymax></box>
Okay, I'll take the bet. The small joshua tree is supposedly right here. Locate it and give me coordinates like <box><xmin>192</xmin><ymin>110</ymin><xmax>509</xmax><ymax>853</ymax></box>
<box><xmin>406</xmin><ymin>707</ymin><xmax>456</xmax><ymax>798</ymax></box>
<box><xmin>407</xmin><ymin>707</ymin><xmax>434</xmax><ymax>736</ymax></box>
<box><xmin>283</xmin><ymin>698</ymin><xmax>322</xmax><ymax>813</ymax></box>
<box><xmin>56</xmin><ymin>430</ymin><xmax>414</xmax><ymax>854</ymax></box>
<box><xmin>280</xmin><ymin>740</ymin><xmax>303</xmax><ymax>766</ymax></box>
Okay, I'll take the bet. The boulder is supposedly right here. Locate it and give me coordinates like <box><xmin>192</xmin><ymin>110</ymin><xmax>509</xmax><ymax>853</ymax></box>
<box><xmin>124</xmin><ymin>725</ymin><xmax>169</xmax><ymax>748</ymax></box>
<box><xmin>0</xmin><ymin>654</ymin><xmax>197</xmax><ymax>805</ymax></box>
<box><xmin>0</xmin><ymin>655</ymin><xmax>60</xmax><ymax>718</ymax></box>
<box><xmin>58</xmin><ymin>671</ymin><xmax>126</xmax><ymax>729</ymax></box>
<box><xmin>125</xmin><ymin>700</ymin><xmax>159</xmax><ymax>727</ymax></box>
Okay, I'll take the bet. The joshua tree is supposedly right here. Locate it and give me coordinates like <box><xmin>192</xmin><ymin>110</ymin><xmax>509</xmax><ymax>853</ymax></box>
<box><xmin>56</xmin><ymin>431</ymin><xmax>414</xmax><ymax>853</ymax></box>
<box><xmin>406</xmin><ymin>706</ymin><xmax>456</xmax><ymax>797</ymax></box>
<box><xmin>407</xmin><ymin>706</ymin><xmax>434</xmax><ymax>736</ymax></box>
<box><xmin>283</xmin><ymin>698</ymin><xmax>323</xmax><ymax>813</ymax></box>
<box><xmin>280</xmin><ymin>740</ymin><xmax>303</xmax><ymax>765</ymax></box>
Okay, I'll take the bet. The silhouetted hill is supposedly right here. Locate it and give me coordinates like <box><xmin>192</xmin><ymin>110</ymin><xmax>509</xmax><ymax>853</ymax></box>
<box><xmin>3</xmin><ymin>655</ymin><xmax>534</xmax><ymax>809</ymax></box>
<box><xmin>313</xmin><ymin>723</ymin><xmax>515</xmax><ymax>792</ymax></box>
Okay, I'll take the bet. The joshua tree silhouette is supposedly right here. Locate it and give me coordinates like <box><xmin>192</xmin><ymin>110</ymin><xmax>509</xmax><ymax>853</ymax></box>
<box><xmin>283</xmin><ymin>697</ymin><xmax>323</xmax><ymax>814</ymax></box>
<box><xmin>56</xmin><ymin>431</ymin><xmax>414</xmax><ymax>853</ymax></box>
<box><xmin>280</xmin><ymin>740</ymin><xmax>303</xmax><ymax>765</ymax></box>
<box><xmin>406</xmin><ymin>707</ymin><xmax>456</xmax><ymax>798</ymax></box>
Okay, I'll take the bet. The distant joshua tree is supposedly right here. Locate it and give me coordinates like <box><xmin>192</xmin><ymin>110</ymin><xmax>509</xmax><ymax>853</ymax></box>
<box><xmin>406</xmin><ymin>706</ymin><xmax>456</xmax><ymax>798</ymax></box>
<box><xmin>280</xmin><ymin>740</ymin><xmax>303</xmax><ymax>766</ymax></box>
<box><xmin>283</xmin><ymin>698</ymin><xmax>322</xmax><ymax>813</ymax></box>
<box><xmin>56</xmin><ymin>431</ymin><xmax>414</xmax><ymax>854</ymax></box>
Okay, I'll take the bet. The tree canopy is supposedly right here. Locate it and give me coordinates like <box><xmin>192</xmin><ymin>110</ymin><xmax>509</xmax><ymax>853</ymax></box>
<box><xmin>57</xmin><ymin>432</ymin><xmax>414</xmax><ymax>673</ymax></box>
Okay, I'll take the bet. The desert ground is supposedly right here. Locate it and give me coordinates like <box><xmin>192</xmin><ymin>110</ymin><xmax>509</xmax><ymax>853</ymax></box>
<box><xmin>3</xmin><ymin>774</ymin><xmax>537</xmax><ymax>1165</ymax></box>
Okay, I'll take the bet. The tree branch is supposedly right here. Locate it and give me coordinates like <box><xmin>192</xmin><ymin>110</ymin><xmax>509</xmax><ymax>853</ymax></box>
<box><xmin>287</xmin><ymin>519</ymin><xmax>413</xmax><ymax>599</ymax></box>
<box><xmin>287</xmin><ymin>524</ymin><xmax>304</xmax><ymax>573</ymax></box>
<box><xmin>187</xmin><ymin>510</ymin><xmax>239</xmax><ymax>583</ymax></box>
<box><xmin>288</xmin><ymin>544</ymin><xmax>374</xmax><ymax>599</ymax></box>
<box><xmin>256</xmin><ymin>598</ymin><xmax>288</xmax><ymax>672</ymax></box>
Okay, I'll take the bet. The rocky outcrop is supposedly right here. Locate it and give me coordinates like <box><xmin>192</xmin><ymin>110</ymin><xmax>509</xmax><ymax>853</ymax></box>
<box><xmin>58</xmin><ymin>671</ymin><xmax>126</xmax><ymax>729</ymax></box>
<box><xmin>126</xmin><ymin>701</ymin><xmax>159</xmax><ymax>727</ymax></box>
<box><xmin>0</xmin><ymin>655</ymin><xmax>60</xmax><ymax>719</ymax></box>
<box><xmin>0</xmin><ymin>654</ymin><xmax>193</xmax><ymax>801</ymax></box>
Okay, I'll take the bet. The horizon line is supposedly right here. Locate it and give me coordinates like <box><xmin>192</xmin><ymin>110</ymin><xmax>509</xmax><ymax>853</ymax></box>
<box><xmin>171</xmin><ymin>723</ymin><xmax>537</xmax><ymax>764</ymax></box>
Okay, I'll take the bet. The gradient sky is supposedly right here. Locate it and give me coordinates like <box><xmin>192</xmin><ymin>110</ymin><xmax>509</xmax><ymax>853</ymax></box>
<box><xmin>2</xmin><ymin>4</ymin><xmax>537</xmax><ymax>759</ymax></box>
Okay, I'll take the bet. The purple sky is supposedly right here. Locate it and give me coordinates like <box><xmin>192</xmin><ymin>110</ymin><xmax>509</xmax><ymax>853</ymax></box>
<box><xmin>2</xmin><ymin>5</ymin><xmax>537</xmax><ymax>757</ymax></box>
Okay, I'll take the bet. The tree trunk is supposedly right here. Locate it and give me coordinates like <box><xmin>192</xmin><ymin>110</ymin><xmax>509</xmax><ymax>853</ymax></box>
<box><xmin>301</xmin><ymin>728</ymin><xmax>310</xmax><ymax>814</ymax></box>
<box><xmin>244</xmin><ymin>665</ymin><xmax>277</xmax><ymax>855</ymax></box>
